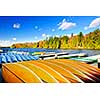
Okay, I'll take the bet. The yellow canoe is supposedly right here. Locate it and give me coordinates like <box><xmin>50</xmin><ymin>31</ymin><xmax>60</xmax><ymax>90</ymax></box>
<box><xmin>2</xmin><ymin>63</ymin><xmax>42</xmax><ymax>83</ymax></box>
<box><xmin>2</xmin><ymin>59</ymin><xmax>100</xmax><ymax>83</ymax></box>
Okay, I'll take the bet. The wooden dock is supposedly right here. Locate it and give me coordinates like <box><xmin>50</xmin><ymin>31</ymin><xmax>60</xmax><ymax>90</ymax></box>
<box><xmin>2</xmin><ymin>59</ymin><xmax>100</xmax><ymax>83</ymax></box>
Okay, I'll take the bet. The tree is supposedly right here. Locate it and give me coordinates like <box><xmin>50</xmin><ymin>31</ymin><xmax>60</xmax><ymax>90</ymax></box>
<box><xmin>71</xmin><ymin>33</ymin><xmax>74</xmax><ymax>38</ymax></box>
<box><xmin>48</xmin><ymin>37</ymin><xmax>54</xmax><ymax>48</ymax></box>
<box><xmin>60</xmin><ymin>35</ymin><xmax>69</xmax><ymax>49</ymax></box>
<box><xmin>52</xmin><ymin>37</ymin><xmax>61</xmax><ymax>49</ymax></box>
<box><xmin>78</xmin><ymin>32</ymin><xmax>84</xmax><ymax>47</ymax></box>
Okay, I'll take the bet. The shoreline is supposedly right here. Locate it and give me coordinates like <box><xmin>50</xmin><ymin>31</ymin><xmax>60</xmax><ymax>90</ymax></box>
<box><xmin>10</xmin><ymin>48</ymin><xmax>100</xmax><ymax>50</ymax></box>
<box><xmin>1</xmin><ymin>46</ymin><xmax>100</xmax><ymax>50</ymax></box>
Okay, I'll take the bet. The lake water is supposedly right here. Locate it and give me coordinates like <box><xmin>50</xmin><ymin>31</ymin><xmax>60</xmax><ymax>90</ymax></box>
<box><xmin>1</xmin><ymin>48</ymin><xmax>100</xmax><ymax>56</ymax></box>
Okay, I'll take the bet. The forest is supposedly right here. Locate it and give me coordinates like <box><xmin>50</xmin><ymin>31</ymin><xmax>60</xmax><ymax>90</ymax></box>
<box><xmin>11</xmin><ymin>29</ymin><xmax>100</xmax><ymax>49</ymax></box>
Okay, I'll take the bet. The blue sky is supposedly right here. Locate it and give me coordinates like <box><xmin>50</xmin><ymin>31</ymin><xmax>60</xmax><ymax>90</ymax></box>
<box><xmin>0</xmin><ymin>16</ymin><xmax>100</xmax><ymax>46</ymax></box>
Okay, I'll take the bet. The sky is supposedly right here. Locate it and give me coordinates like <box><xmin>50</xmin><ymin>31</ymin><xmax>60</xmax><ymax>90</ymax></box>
<box><xmin>0</xmin><ymin>16</ymin><xmax>100</xmax><ymax>47</ymax></box>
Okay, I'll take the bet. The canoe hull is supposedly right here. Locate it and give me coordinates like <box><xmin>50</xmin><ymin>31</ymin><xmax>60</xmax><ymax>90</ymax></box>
<box><xmin>2</xmin><ymin>59</ymin><xmax>100</xmax><ymax>83</ymax></box>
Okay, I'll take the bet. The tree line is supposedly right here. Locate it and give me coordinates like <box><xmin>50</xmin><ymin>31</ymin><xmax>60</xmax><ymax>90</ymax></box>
<box><xmin>11</xmin><ymin>29</ymin><xmax>100</xmax><ymax>49</ymax></box>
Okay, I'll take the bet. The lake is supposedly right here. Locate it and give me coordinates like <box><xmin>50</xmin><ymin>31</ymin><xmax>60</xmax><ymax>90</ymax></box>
<box><xmin>1</xmin><ymin>48</ymin><xmax>100</xmax><ymax>56</ymax></box>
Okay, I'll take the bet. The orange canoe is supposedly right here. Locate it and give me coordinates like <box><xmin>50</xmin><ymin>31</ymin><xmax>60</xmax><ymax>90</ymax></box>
<box><xmin>2</xmin><ymin>59</ymin><xmax>100</xmax><ymax>83</ymax></box>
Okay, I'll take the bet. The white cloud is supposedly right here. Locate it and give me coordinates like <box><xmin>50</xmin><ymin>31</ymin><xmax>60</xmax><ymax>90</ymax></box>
<box><xmin>84</xmin><ymin>26</ymin><xmax>88</xmax><ymax>30</ymax></box>
<box><xmin>42</xmin><ymin>33</ymin><xmax>46</xmax><ymax>37</ymax></box>
<box><xmin>0</xmin><ymin>40</ymin><xmax>11</xmax><ymax>47</ymax></box>
<box><xmin>35</xmin><ymin>26</ymin><xmax>38</xmax><ymax>29</ymax></box>
<box><xmin>34</xmin><ymin>36</ymin><xmax>38</xmax><ymax>39</ymax></box>
<box><xmin>84</xmin><ymin>17</ymin><xmax>100</xmax><ymax>30</ymax></box>
<box><xmin>63</xmin><ymin>34</ymin><xmax>67</xmax><ymax>36</ymax></box>
<box><xmin>13</xmin><ymin>23</ymin><xmax>20</xmax><ymax>29</ymax></box>
<box><xmin>55</xmin><ymin>35</ymin><xmax>60</xmax><ymax>37</ymax></box>
<box><xmin>42</xmin><ymin>34</ymin><xmax>51</xmax><ymax>38</ymax></box>
<box><xmin>58</xmin><ymin>19</ymin><xmax>76</xmax><ymax>30</ymax></box>
<box><xmin>46</xmin><ymin>34</ymin><xmax>51</xmax><ymax>38</ymax></box>
<box><xmin>89</xmin><ymin>18</ymin><xmax>100</xmax><ymax>28</ymax></box>
<box><xmin>38</xmin><ymin>28</ymin><xmax>42</xmax><ymax>31</ymax></box>
<box><xmin>66</xmin><ymin>34</ymin><xmax>71</xmax><ymax>37</ymax></box>
<box><xmin>34</xmin><ymin>26</ymin><xmax>42</xmax><ymax>31</ymax></box>
<box><xmin>12</xmin><ymin>37</ymin><xmax>16</xmax><ymax>41</ymax></box>
<box><xmin>0</xmin><ymin>38</ymin><xmax>18</xmax><ymax>47</ymax></box>
<box><xmin>52</xmin><ymin>29</ymin><xmax>55</xmax><ymax>32</ymax></box>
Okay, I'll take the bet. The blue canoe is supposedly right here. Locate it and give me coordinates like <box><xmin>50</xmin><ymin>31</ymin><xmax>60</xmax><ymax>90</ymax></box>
<box><xmin>9</xmin><ymin>55</ymin><xmax>18</xmax><ymax>62</ymax></box>
<box><xmin>1</xmin><ymin>55</ymin><xmax>7</xmax><ymax>63</ymax></box>
<box><xmin>19</xmin><ymin>55</ymin><xmax>27</xmax><ymax>61</ymax></box>
<box><xmin>15</xmin><ymin>54</ymin><xmax>23</xmax><ymax>61</ymax></box>
<box><xmin>5</xmin><ymin>55</ymin><xmax>12</xmax><ymax>63</ymax></box>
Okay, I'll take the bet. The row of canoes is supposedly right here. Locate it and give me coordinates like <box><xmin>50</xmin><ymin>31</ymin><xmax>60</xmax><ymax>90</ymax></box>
<box><xmin>39</xmin><ymin>53</ymin><xmax>87</xmax><ymax>60</ymax></box>
<box><xmin>0</xmin><ymin>53</ymin><xmax>39</xmax><ymax>64</ymax></box>
<box><xmin>71</xmin><ymin>55</ymin><xmax>100</xmax><ymax>64</ymax></box>
<box><xmin>2</xmin><ymin>59</ymin><xmax>100</xmax><ymax>83</ymax></box>
<box><xmin>0</xmin><ymin>52</ymin><xmax>99</xmax><ymax>64</ymax></box>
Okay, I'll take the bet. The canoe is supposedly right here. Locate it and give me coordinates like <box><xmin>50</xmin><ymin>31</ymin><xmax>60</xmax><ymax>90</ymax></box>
<box><xmin>32</xmin><ymin>52</ymin><xmax>45</xmax><ymax>55</ymax></box>
<box><xmin>57</xmin><ymin>53</ymin><xmax>87</xmax><ymax>59</ymax></box>
<box><xmin>5</xmin><ymin>55</ymin><xmax>12</xmax><ymax>63</ymax></box>
<box><xmin>23</xmin><ymin>55</ymin><xmax>31</xmax><ymax>60</ymax></box>
<box><xmin>71</xmin><ymin>57</ymin><xmax>97</xmax><ymax>64</ymax></box>
<box><xmin>1</xmin><ymin>55</ymin><xmax>7</xmax><ymax>63</ymax></box>
<box><xmin>2</xmin><ymin>59</ymin><xmax>100</xmax><ymax>83</ymax></box>
<box><xmin>15</xmin><ymin>55</ymin><xmax>23</xmax><ymax>61</ymax></box>
<box><xmin>27</xmin><ymin>61</ymin><xmax>70</xmax><ymax>83</ymax></box>
<box><xmin>19</xmin><ymin>55</ymin><xmax>27</xmax><ymax>61</ymax></box>
<box><xmin>2</xmin><ymin>63</ymin><xmax>42</xmax><ymax>83</ymax></box>
<box><xmin>33</xmin><ymin>60</ymin><xmax>83</xmax><ymax>83</ymax></box>
<box><xmin>9</xmin><ymin>55</ymin><xmax>18</xmax><ymax>62</ymax></box>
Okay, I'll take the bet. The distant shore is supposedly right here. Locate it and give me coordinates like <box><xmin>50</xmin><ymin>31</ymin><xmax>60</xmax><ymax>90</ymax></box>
<box><xmin>1</xmin><ymin>46</ymin><xmax>100</xmax><ymax>51</ymax></box>
<box><xmin>10</xmin><ymin>47</ymin><xmax>100</xmax><ymax>50</ymax></box>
